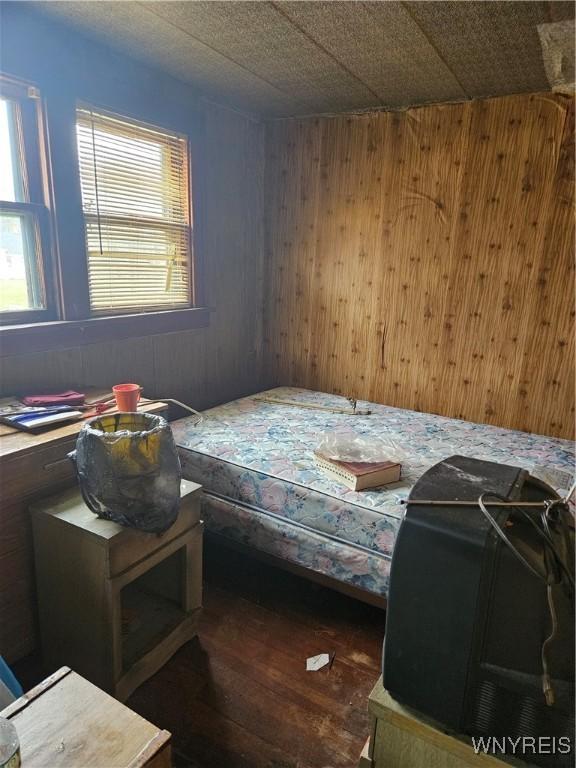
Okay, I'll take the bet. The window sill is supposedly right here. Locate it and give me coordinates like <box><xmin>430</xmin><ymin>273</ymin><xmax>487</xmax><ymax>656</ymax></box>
<box><xmin>0</xmin><ymin>307</ymin><xmax>211</xmax><ymax>357</ymax></box>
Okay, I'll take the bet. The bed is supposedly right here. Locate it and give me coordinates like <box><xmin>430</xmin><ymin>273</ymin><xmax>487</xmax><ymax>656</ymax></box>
<box><xmin>172</xmin><ymin>387</ymin><xmax>575</xmax><ymax>601</ymax></box>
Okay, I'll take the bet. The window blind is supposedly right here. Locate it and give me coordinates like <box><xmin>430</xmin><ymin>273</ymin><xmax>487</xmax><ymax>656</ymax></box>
<box><xmin>76</xmin><ymin>106</ymin><xmax>192</xmax><ymax>313</ymax></box>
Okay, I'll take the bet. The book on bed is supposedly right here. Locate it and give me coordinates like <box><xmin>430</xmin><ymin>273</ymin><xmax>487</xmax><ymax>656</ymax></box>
<box><xmin>314</xmin><ymin>453</ymin><xmax>401</xmax><ymax>491</ymax></box>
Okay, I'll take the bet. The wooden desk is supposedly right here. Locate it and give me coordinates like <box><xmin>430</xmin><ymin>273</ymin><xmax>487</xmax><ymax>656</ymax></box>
<box><xmin>0</xmin><ymin>394</ymin><xmax>167</xmax><ymax>662</ymax></box>
<box><xmin>1</xmin><ymin>666</ymin><xmax>171</xmax><ymax>768</ymax></box>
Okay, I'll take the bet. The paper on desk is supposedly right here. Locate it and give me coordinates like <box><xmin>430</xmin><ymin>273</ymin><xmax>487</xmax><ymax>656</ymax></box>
<box><xmin>306</xmin><ymin>653</ymin><xmax>330</xmax><ymax>671</ymax></box>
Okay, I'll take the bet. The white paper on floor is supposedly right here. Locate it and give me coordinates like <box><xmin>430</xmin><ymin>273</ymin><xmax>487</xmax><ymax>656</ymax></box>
<box><xmin>306</xmin><ymin>653</ymin><xmax>331</xmax><ymax>671</ymax></box>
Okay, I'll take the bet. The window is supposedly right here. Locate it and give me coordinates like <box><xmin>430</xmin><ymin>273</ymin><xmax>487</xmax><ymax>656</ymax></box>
<box><xmin>0</xmin><ymin>78</ymin><xmax>207</xmax><ymax>355</ymax></box>
<box><xmin>76</xmin><ymin>106</ymin><xmax>193</xmax><ymax>314</ymax></box>
<box><xmin>0</xmin><ymin>77</ymin><xmax>53</xmax><ymax>323</ymax></box>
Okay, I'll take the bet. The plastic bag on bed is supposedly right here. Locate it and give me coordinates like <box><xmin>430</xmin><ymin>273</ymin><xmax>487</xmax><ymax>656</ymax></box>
<box><xmin>315</xmin><ymin>432</ymin><xmax>409</xmax><ymax>464</ymax></box>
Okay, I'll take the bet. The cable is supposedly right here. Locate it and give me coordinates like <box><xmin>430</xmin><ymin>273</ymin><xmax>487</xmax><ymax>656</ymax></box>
<box><xmin>478</xmin><ymin>492</ymin><xmax>575</xmax><ymax>591</ymax></box>
<box><xmin>478</xmin><ymin>491</ymin><xmax>573</xmax><ymax>708</ymax></box>
<box><xmin>541</xmin><ymin>582</ymin><xmax>558</xmax><ymax>707</ymax></box>
<box><xmin>517</xmin><ymin>502</ymin><xmax>574</xmax><ymax>590</ymax></box>
<box><xmin>477</xmin><ymin>493</ymin><xmax>547</xmax><ymax>583</ymax></box>
<box><xmin>143</xmin><ymin>398</ymin><xmax>204</xmax><ymax>425</ymax></box>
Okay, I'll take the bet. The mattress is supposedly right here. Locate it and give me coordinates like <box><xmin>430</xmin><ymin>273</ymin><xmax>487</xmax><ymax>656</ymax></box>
<box><xmin>172</xmin><ymin>387</ymin><xmax>575</xmax><ymax>596</ymax></box>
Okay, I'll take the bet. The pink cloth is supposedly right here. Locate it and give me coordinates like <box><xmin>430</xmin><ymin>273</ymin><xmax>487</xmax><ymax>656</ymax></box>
<box><xmin>21</xmin><ymin>390</ymin><xmax>85</xmax><ymax>406</ymax></box>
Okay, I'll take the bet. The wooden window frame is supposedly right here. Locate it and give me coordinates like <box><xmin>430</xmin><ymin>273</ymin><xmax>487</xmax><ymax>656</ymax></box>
<box><xmin>76</xmin><ymin>103</ymin><xmax>195</xmax><ymax>316</ymax></box>
<box><xmin>0</xmin><ymin>75</ymin><xmax>57</xmax><ymax>325</ymax></box>
<box><xmin>0</xmin><ymin>80</ymin><xmax>209</xmax><ymax>357</ymax></box>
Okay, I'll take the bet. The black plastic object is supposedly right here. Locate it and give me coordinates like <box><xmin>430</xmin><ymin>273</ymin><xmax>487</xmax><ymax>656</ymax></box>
<box><xmin>382</xmin><ymin>455</ymin><xmax>574</xmax><ymax>768</ymax></box>
<box><xmin>69</xmin><ymin>412</ymin><xmax>182</xmax><ymax>533</ymax></box>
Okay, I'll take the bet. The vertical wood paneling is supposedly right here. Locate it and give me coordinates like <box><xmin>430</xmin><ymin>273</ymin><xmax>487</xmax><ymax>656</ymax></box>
<box><xmin>0</xmin><ymin>349</ymin><xmax>84</xmax><ymax>396</ymax></box>
<box><xmin>1</xmin><ymin>102</ymin><xmax>265</xmax><ymax>409</ymax></box>
<box><xmin>265</xmin><ymin>92</ymin><xmax>575</xmax><ymax>439</ymax></box>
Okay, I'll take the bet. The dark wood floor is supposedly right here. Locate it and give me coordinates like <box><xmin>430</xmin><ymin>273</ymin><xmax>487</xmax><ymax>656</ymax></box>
<box><xmin>131</xmin><ymin>543</ymin><xmax>385</xmax><ymax>768</ymax></box>
<box><xmin>16</xmin><ymin>542</ymin><xmax>386</xmax><ymax>768</ymax></box>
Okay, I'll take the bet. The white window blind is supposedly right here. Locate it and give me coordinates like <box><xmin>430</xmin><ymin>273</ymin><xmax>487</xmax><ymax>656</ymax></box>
<box><xmin>76</xmin><ymin>106</ymin><xmax>192</xmax><ymax>313</ymax></box>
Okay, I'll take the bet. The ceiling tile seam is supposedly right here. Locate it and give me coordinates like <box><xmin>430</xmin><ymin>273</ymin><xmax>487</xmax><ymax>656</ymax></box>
<box><xmin>395</xmin><ymin>1</ymin><xmax>471</xmax><ymax>100</ymax></box>
<box><xmin>268</xmin><ymin>0</ymin><xmax>383</xmax><ymax>102</ymax></box>
<box><xmin>135</xmin><ymin>0</ymin><xmax>309</xmax><ymax>112</ymax></box>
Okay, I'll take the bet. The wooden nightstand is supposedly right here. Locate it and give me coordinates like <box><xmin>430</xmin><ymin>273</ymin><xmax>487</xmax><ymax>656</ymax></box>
<box><xmin>1</xmin><ymin>666</ymin><xmax>171</xmax><ymax>768</ymax></box>
<box><xmin>31</xmin><ymin>480</ymin><xmax>202</xmax><ymax>700</ymax></box>
<box><xmin>0</xmin><ymin>394</ymin><xmax>167</xmax><ymax>662</ymax></box>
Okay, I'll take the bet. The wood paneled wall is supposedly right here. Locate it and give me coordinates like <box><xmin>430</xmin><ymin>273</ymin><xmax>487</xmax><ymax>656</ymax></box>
<box><xmin>264</xmin><ymin>93</ymin><xmax>575</xmax><ymax>439</ymax></box>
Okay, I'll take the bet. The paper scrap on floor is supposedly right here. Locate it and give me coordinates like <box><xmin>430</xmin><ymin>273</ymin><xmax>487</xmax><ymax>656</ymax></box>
<box><xmin>306</xmin><ymin>653</ymin><xmax>330</xmax><ymax>671</ymax></box>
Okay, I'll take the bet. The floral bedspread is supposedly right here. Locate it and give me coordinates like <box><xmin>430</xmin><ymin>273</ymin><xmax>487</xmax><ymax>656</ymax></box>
<box><xmin>172</xmin><ymin>387</ymin><xmax>575</xmax><ymax>596</ymax></box>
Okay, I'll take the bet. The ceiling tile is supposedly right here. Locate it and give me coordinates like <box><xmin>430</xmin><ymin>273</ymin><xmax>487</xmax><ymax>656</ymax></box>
<box><xmin>280</xmin><ymin>1</ymin><xmax>466</xmax><ymax>108</ymax></box>
<box><xmin>147</xmin><ymin>1</ymin><xmax>382</xmax><ymax>113</ymax></box>
<box><xmin>31</xmin><ymin>1</ymin><xmax>303</xmax><ymax>115</ymax></box>
<box><xmin>404</xmin><ymin>1</ymin><xmax>573</xmax><ymax>98</ymax></box>
<box><xmin>27</xmin><ymin>0</ymin><xmax>576</xmax><ymax>117</ymax></box>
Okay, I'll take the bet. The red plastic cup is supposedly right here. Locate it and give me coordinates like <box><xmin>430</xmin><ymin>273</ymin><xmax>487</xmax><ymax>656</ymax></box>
<box><xmin>112</xmin><ymin>383</ymin><xmax>142</xmax><ymax>412</ymax></box>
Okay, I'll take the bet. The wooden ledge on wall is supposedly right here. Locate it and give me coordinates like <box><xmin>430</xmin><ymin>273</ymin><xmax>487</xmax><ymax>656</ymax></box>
<box><xmin>0</xmin><ymin>307</ymin><xmax>211</xmax><ymax>357</ymax></box>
